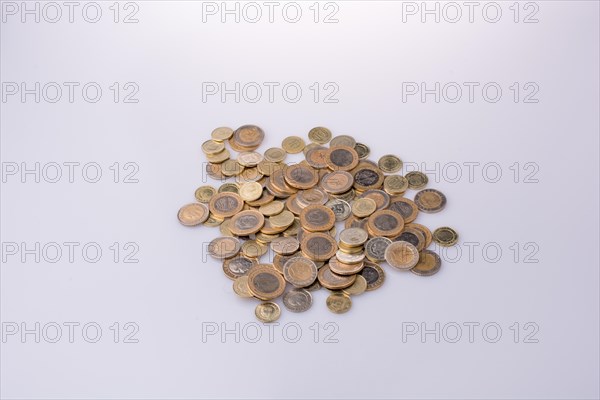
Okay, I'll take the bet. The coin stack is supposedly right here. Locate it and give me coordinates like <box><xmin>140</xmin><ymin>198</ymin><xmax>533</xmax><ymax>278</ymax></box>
<box><xmin>178</xmin><ymin>125</ymin><xmax>459</xmax><ymax>322</ymax></box>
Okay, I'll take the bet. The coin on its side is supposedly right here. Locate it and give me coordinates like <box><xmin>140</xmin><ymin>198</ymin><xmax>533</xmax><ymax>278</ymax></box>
<box><xmin>326</xmin><ymin>199</ymin><xmax>352</xmax><ymax>222</ymax></box>
<box><xmin>255</xmin><ymin>302</ymin><xmax>281</xmax><ymax>323</ymax></box>
<box><xmin>282</xmin><ymin>136</ymin><xmax>306</xmax><ymax>154</ymax></box>
<box><xmin>283</xmin><ymin>257</ymin><xmax>318</xmax><ymax>287</ymax></box>
<box><xmin>385</xmin><ymin>241</ymin><xmax>420</xmax><ymax>270</ymax></box>
<box><xmin>326</xmin><ymin>292</ymin><xmax>352</xmax><ymax>314</ymax></box>
<box><xmin>406</xmin><ymin>171</ymin><xmax>428</xmax><ymax>189</ymax></box>
<box><xmin>432</xmin><ymin>227</ymin><xmax>458</xmax><ymax>247</ymax></box>
<box><xmin>325</xmin><ymin>146</ymin><xmax>359</xmax><ymax>171</ymax></box>
<box><xmin>209</xmin><ymin>192</ymin><xmax>244</xmax><ymax>218</ymax></box>
<box><xmin>343</xmin><ymin>275</ymin><xmax>367</xmax><ymax>296</ymax></box>
<box><xmin>300</xmin><ymin>205</ymin><xmax>336</xmax><ymax>232</ymax></box>
<box><xmin>247</xmin><ymin>266</ymin><xmax>286</xmax><ymax>300</ymax></box>
<box><xmin>378</xmin><ymin>155</ymin><xmax>403</xmax><ymax>173</ymax></box>
<box><xmin>317</xmin><ymin>265</ymin><xmax>356</xmax><ymax>290</ymax></box>
<box><xmin>414</xmin><ymin>189</ymin><xmax>447</xmax><ymax>213</ymax></box>
<box><xmin>411</xmin><ymin>250</ymin><xmax>442</xmax><ymax>276</ymax></box>
<box><xmin>360</xmin><ymin>261</ymin><xmax>385</xmax><ymax>291</ymax></box>
<box><xmin>208</xmin><ymin>236</ymin><xmax>241</xmax><ymax>259</ymax></box>
<box><xmin>283</xmin><ymin>288</ymin><xmax>313</xmax><ymax>312</ymax></box>
<box><xmin>211</xmin><ymin>126</ymin><xmax>234</xmax><ymax>141</ymax></box>
<box><xmin>329</xmin><ymin>256</ymin><xmax>364</xmax><ymax>276</ymax></box>
<box><xmin>308</xmin><ymin>127</ymin><xmax>332</xmax><ymax>144</ymax></box>
<box><xmin>177</xmin><ymin>203</ymin><xmax>210</xmax><ymax>226</ymax></box>
<box><xmin>233</xmin><ymin>276</ymin><xmax>253</xmax><ymax>298</ymax></box>
<box><xmin>229</xmin><ymin>210</ymin><xmax>265</xmax><ymax>236</ymax></box>
<box><xmin>365</xmin><ymin>236</ymin><xmax>392</xmax><ymax>262</ymax></box>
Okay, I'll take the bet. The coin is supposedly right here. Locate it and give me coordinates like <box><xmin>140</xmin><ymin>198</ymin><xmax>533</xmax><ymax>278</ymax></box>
<box><xmin>209</xmin><ymin>192</ymin><xmax>244</xmax><ymax>218</ymax></box>
<box><xmin>378</xmin><ymin>155</ymin><xmax>403</xmax><ymax>173</ymax></box>
<box><xmin>351</xmin><ymin>198</ymin><xmax>377</xmax><ymax>218</ymax></box>
<box><xmin>238</xmin><ymin>182</ymin><xmax>262</xmax><ymax>202</ymax></box>
<box><xmin>233</xmin><ymin>276</ymin><xmax>253</xmax><ymax>298</ymax></box>
<box><xmin>202</xmin><ymin>139</ymin><xmax>225</xmax><ymax>155</ymax></box>
<box><xmin>394</xmin><ymin>227</ymin><xmax>425</xmax><ymax>251</ymax></box>
<box><xmin>432</xmin><ymin>227</ymin><xmax>458</xmax><ymax>246</ymax></box>
<box><xmin>330</xmin><ymin>135</ymin><xmax>356</xmax><ymax>148</ymax></box>
<box><xmin>318</xmin><ymin>265</ymin><xmax>356</xmax><ymax>290</ymax></box>
<box><xmin>237</xmin><ymin>151</ymin><xmax>264</xmax><ymax>167</ymax></box>
<box><xmin>300</xmin><ymin>205</ymin><xmax>336</xmax><ymax>232</ymax></box>
<box><xmin>283</xmin><ymin>257</ymin><xmax>318</xmax><ymax>287</ymax></box>
<box><xmin>247</xmin><ymin>266</ymin><xmax>286</xmax><ymax>300</ymax></box>
<box><xmin>300</xmin><ymin>232</ymin><xmax>338</xmax><ymax>262</ymax></box>
<box><xmin>259</xmin><ymin>200</ymin><xmax>285</xmax><ymax>216</ymax></box>
<box><xmin>272</xmin><ymin>252</ymin><xmax>299</xmax><ymax>274</ymax></box>
<box><xmin>285</xmin><ymin>195</ymin><xmax>304</xmax><ymax>215</ymax></box>
<box><xmin>411</xmin><ymin>250</ymin><xmax>442</xmax><ymax>276</ymax></box>
<box><xmin>339</xmin><ymin>228</ymin><xmax>369</xmax><ymax>247</ymax></box>
<box><xmin>208</xmin><ymin>236</ymin><xmax>241</xmax><ymax>259</ymax></box>
<box><xmin>211</xmin><ymin>126</ymin><xmax>234</xmax><ymax>141</ymax></box>
<box><xmin>388</xmin><ymin>198</ymin><xmax>419</xmax><ymax>223</ymax></box>
<box><xmin>296</xmin><ymin>188</ymin><xmax>328</xmax><ymax>207</ymax></box>
<box><xmin>336</xmin><ymin>250</ymin><xmax>365</xmax><ymax>264</ymax></box>
<box><xmin>308</xmin><ymin>127</ymin><xmax>332</xmax><ymax>144</ymax></box>
<box><xmin>233</xmin><ymin>125</ymin><xmax>265</xmax><ymax>150</ymax></box>
<box><xmin>354</xmin><ymin>143</ymin><xmax>370</xmax><ymax>159</ymax></box>
<box><xmin>284</xmin><ymin>164</ymin><xmax>319</xmax><ymax>190</ymax></box>
<box><xmin>326</xmin><ymin>199</ymin><xmax>351</xmax><ymax>222</ymax></box>
<box><xmin>270</xmin><ymin>236</ymin><xmax>300</xmax><ymax>255</ymax></box>
<box><xmin>282</xmin><ymin>136</ymin><xmax>306</xmax><ymax>154</ymax></box>
<box><xmin>263</xmin><ymin>147</ymin><xmax>286</xmax><ymax>163</ymax></box>
<box><xmin>177</xmin><ymin>203</ymin><xmax>210</xmax><ymax>226</ymax></box>
<box><xmin>406</xmin><ymin>223</ymin><xmax>433</xmax><ymax>248</ymax></box>
<box><xmin>383</xmin><ymin>175</ymin><xmax>409</xmax><ymax>195</ymax></box>
<box><xmin>360</xmin><ymin>189</ymin><xmax>390</xmax><ymax>210</ymax></box>
<box><xmin>385</xmin><ymin>241</ymin><xmax>420</xmax><ymax>270</ymax></box>
<box><xmin>365</xmin><ymin>237</ymin><xmax>392</xmax><ymax>262</ymax></box>
<box><xmin>414</xmin><ymin>189</ymin><xmax>447</xmax><ymax>213</ymax></box>
<box><xmin>218</xmin><ymin>182</ymin><xmax>240</xmax><ymax>194</ymax></box>
<box><xmin>257</xmin><ymin>160</ymin><xmax>281</xmax><ymax>176</ymax></box>
<box><xmin>269</xmin><ymin>210</ymin><xmax>295</xmax><ymax>229</ymax></box>
<box><xmin>367</xmin><ymin>210</ymin><xmax>404</xmax><ymax>237</ymax></box>
<box><xmin>343</xmin><ymin>275</ymin><xmax>367</xmax><ymax>296</ymax></box>
<box><xmin>206</xmin><ymin>162</ymin><xmax>225</xmax><ymax>180</ymax></box>
<box><xmin>360</xmin><ymin>261</ymin><xmax>385</xmax><ymax>291</ymax></box>
<box><xmin>329</xmin><ymin>256</ymin><xmax>364</xmax><ymax>275</ymax></box>
<box><xmin>236</xmin><ymin>167</ymin><xmax>263</xmax><ymax>184</ymax></box>
<box><xmin>406</xmin><ymin>171</ymin><xmax>428</xmax><ymax>189</ymax></box>
<box><xmin>203</xmin><ymin>213</ymin><xmax>224</xmax><ymax>227</ymax></box>
<box><xmin>326</xmin><ymin>292</ymin><xmax>352</xmax><ymax>314</ymax></box>
<box><xmin>206</xmin><ymin>148</ymin><xmax>230</xmax><ymax>164</ymax></box>
<box><xmin>242</xmin><ymin>240</ymin><xmax>269</xmax><ymax>258</ymax></box>
<box><xmin>221</xmin><ymin>160</ymin><xmax>245</xmax><ymax>177</ymax></box>
<box><xmin>352</xmin><ymin>166</ymin><xmax>385</xmax><ymax>191</ymax></box>
<box><xmin>246</xmin><ymin>189</ymin><xmax>274</xmax><ymax>207</ymax></box>
<box><xmin>283</xmin><ymin>288</ymin><xmax>313</xmax><ymax>312</ymax></box>
<box><xmin>223</xmin><ymin>256</ymin><xmax>258</xmax><ymax>279</ymax></box>
<box><xmin>321</xmin><ymin>171</ymin><xmax>354</xmax><ymax>194</ymax></box>
<box><xmin>325</xmin><ymin>146</ymin><xmax>359</xmax><ymax>171</ymax></box>
<box><xmin>194</xmin><ymin>186</ymin><xmax>217</xmax><ymax>203</ymax></box>
<box><xmin>305</xmin><ymin>146</ymin><xmax>329</xmax><ymax>169</ymax></box>
<box><xmin>255</xmin><ymin>302</ymin><xmax>281</xmax><ymax>323</ymax></box>
<box><xmin>229</xmin><ymin>210</ymin><xmax>265</xmax><ymax>236</ymax></box>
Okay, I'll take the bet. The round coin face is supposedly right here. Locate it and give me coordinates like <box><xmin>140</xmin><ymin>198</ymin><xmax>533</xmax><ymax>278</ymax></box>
<box><xmin>325</xmin><ymin>146</ymin><xmax>359</xmax><ymax>171</ymax></box>
<box><xmin>321</xmin><ymin>171</ymin><xmax>354</xmax><ymax>194</ymax></box>
<box><xmin>201</xmin><ymin>139</ymin><xmax>225</xmax><ymax>155</ymax></box>
<box><xmin>284</xmin><ymin>164</ymin><xmax>319</xmax><ymax>189</ymax></box>
<box><xmin>194</xmin><ymin>186</ymin><xmax>217</xmax><ymax>203</ymax></box>
<box><xmin>326</xmin><ymin>199</ymin><xmax>352</xmax><ymax>222</ymax></box>
<box><xmin>351</xmin><ymin>198</ymin><xmax>377</xmax><ymax>218</ymax></box>
<box><xmin>411</xmin><ymin>250</ymin><xmax>442</xmax><ymax>276</ymax></box>
<box><xmin>343</xmin><ymin>275</ymin><xmax>367</xmax><ymax>296</ymax></box>
<box><xmin>326</xmin><ymin>292</ymin><xmax>352</xmax><ymax>314</ymax></box>
<box><xmin>208</xmin><ymin>237</ymin><xmax>241</xmax><ymax>259</ymax></box>
<box><xmin>237</xmin><ymin>151</ymin><xmax>264</xmax><ymax>167</ymax></box>
<box><xmin>177</xmin><ymin>203</ymin><xmax>210</xmax><ymax>226</ymax></box>
<box><xmin>385</xmin><ymin>241</ymin><xmax>420</xmax><ymax>270</ymax></box>
<box><xmin>223</xmin><ymin>256</ymin><xmax>258</xmax><ymax>279</ymax></box>
<box><xmin>367</xmin><ymin>210</ymin><xmax>405</xmax><ymax>237</ymax></box>
<box><xmin>378</xmin><ymin>155</ymin><xmax>403</xmax><ymax>173</ymax></box>
<box><xmin>255</xmin><ymin>302</ymin><xmax>281</xmax><ymax>323</ymax></box>
<box><xmin>269</xmin><ymin>210</ymin><xmax>295</xmax><ymax>229</ymax></box>
<box><xmin>264</xmin><ymin>147</ymin><xmax>287</xmax><ymax>163</ymax></box>
<box><xmin>247</xmin><ymin>266</ymin><xmax>286</xmax><ymax>300</ymax></box>
<box><xmin>394</xmin><ymin>227</ymin><xmax>425</xmax><ymax>251</ymax></box>
<box><xmin>270</xmin><ymin>236</ymin><xmax>300</xmax><ymax>255</ymax></box>
<box><xmin>365</xmin><ymin>237</ymin><xmax>392</xmax><ymax>262</ymax></box>
<box><xmin>233</xmin><ymin>125</ymin><xmax>265</xmax><ymax>149</ymax></box>
<box><xmin>388</xmin><ymin>198</ymin><xmax>419</xmax><ymax>223</ymax></box>
<box><xmin>432</xmin><ymin>227</ymin><xmax>458</xmax><ymax>247</ymax></box>
<box><xmin>354</xmin><ymin>143</ymin><xmax>370</xmax><ymax>159</ymax></box>
<box><xmin>308</xmin><ymin>127</ymin><xmax>332</xmax><ymax>144</ymax></box>
<box><xmin>239</xmin><ymin>182</ymin><xmax>263</xmax><ymax>202</ymax></box>
<box><xmin>360</xmin><ymin>262</ymin><xmax>385</xmax><ymax>291</ymax></box>
<box><xmin>353</xmin><ymin>166</ymin><xmax>384</xmax><ymax>191</ymax></box>
<box><xmin>414</xmin><ymin>189</ymin><xmax>447</xmax><ymax>213</ymax></box>
<box><xmin>301</xmin><ymin>232</ymin><xmax>338</xmax><ymax>262</ymax></box>
<box><xmin>300</xmin><ymin>205</ymin><xmax>336</xmax><ymax>232</ymax></box>
<box><xmin>305</xmin><ymin>146</ymin><xmax>329</xmax><ymax>169</ymax></box>
<box><xmin>209</xmin><ymin>192</ymin><xmax>244</xmax><ymax>218</ymax></box>
<box><xmin>282</xmin><ymin>135</ymin><xmax>305</xmax><ymax>154</ymax></box>
<box><xmin>229</xmin><ymin>210</ymin><xmax>265</xmax><ymax>236</ymax></box>
<box><xmin>383</xmin><ymin>175</ymin><xmax>409</xmax><ymax>195</ymax></box>
<box><xmin>283</xmin><ymin>257</ymin><xmax>318</xmax><ymax>287</ymax></box>
<box><xmin>233</xmin><ymin>276</ymin><xmax>253</xmax><ymax>298</ymax></box>
<box><xmin>297</xmin><ymin>188</ymin><xmax>328</xmax><ymax>207</ymax></box>
<box><xmin>406</xmin><ymin>171</ymin><xmax>428</xmax><ymax>189</ymax></box>
<box><xmin>317</xmin><ymin>265</ymin><xmax>356</xmax><ymax>290</ymax></box>
<box><xmin>211</xmin><ymin>126</ymin><xmax>234</xmax><ymax>141</ymax></box>
<box><xmin>360</xmin><ymin>189</ymin><xmax>390</xmax><ymax>210</ymax></box>
<box><xmin>339</xmin><ymin>228</ymin><xmax>369</xmax><ymax>247</ymax></box>
<box><xmin>330</xmin><ymin>135</ymin><xmax>356</xmax><ymax>148</ymax></box>
<box><xmin>283</xmin><ymin>288</ymin><xmax>313</xmax><ymax>312</ymax></box>
<box><xmin>406</xmin><ymin>223</ymin><xmax>433</xmax><ymax>248</ymax></box>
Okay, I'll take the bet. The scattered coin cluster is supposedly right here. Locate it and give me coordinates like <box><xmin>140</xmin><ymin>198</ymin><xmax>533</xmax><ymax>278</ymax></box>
<box><xmin>178</xmin><ymin>125</ymin><xmax>459</xmax><ymax>322</ymax></box>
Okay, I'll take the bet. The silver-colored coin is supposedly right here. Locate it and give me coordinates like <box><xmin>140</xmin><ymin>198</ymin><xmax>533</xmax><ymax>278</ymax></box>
<box><xmin>336</xmin><ymin>250</ymin><xmax>365</xmax><ymax>264</ymax></box>
<box><xmin>325</xmin><ymin>199</ymin><xmax>352</xmax><ymax>222</ymax></box>
<box><xmin>365</xmin><ymin>237</ymin><xmax>393</xmax><ymax>262</ymax></box>
<box><xmin>282</xmin><ymin>288</ymin><xmax>313</xmax><ymax>312</ymax></box>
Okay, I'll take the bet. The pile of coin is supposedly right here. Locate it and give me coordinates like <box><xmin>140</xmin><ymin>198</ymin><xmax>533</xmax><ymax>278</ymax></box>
<box><xmin>178</xmin><ymin>125</ymin><xmax>458</xmax><ymax>322</ymax></box>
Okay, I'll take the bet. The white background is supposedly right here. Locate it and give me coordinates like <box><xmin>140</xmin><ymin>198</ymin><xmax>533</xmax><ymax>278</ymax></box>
<box><xmin>1</xmin><ymin>1</ymin><xmax>599</xmax><ymax>399</ymax></box>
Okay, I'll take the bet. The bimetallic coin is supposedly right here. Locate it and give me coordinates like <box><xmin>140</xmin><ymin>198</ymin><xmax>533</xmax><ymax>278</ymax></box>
<box><xmin>325</xmin><ymin>146</ymin><xmax>359</xmax><ymax>171</ymax></box>
<box><xmin>211</xmin><ymin>126</ymin><xmax>234</xmax><ymax>141</ymax></box>
<box><xmin>233</xmin><ymin>125</ymin><xmax>265</xmax><ymax>150</ymax></box>
<box><xmin>339</xmin><ymin>228</ymin><xmax>369</xmax><ymax>247</ymax></box>
<box><xmin>326</xmin><ymin>292</ymin><xmax>352</xmax><ymax>314</ymax></box>
<box><xmin>326</xmin><ymin>199</ymin><xmax>352</xmax><ymax>222</ymax></box>
<box><xmin>411</xmin><ymin>250</ymin><xmax>442</xmax><ymax>276</ymax></box>
<box><xmin>330</xmin><ymin>135</ymin><xmax>356</xmax><ymax>148</ymax></box>
<box><xmin>305</xmin><ymin>146</ymin><xmax>329</xmax><ymax>169</ymax></box>
<box><xmin>384</xmin><ymin>175</ymin><xmax>409</xmax><ymax>195</ymax></box>
<box><xmin>229</xmin><ymin>210</ymin><xmax>265</xmax><ymax>236</ymax></box>
<box><xmin>272</xmin><ymin>252</ymin><xmax>300</xmax><ymax>274</ymax></box>
<box><xmin>360</xmin><ymin>262</ymin><xmax>385</xmax><ymax>291</ymax></box>
<box><xmin>378</xmin><ymin>155</ymin><xmax>403</xmax><ymax>173</ymax></box>
<box><xmin>320</xmin><ymin>171</ymin><xmax>354</xmax><ymax>194</ymax></box>
<box><xmin>255</xmin><ymin>302</ymin><xmax>281</xmax><ymax>323</ymax></box>
<box><xmin>283</xmin><ymin>288</ymin><xmax>313</xmax><ymax>312</ymax></box>
<box><xmin>343</xmin><ymin>275</ymin><xmax>367</xmax><ymax>296</ymax></box>
<box><xmin>432</xmin><ymin>227</ymin><xmax>458</xmax><ymax>247</ymax></box>
<box><xmin>264</xmin><ymin>147</ymin><xmax>287</xmax><ymax>163</ymax></box>
<box><xmin>329</xmin><ymin>256</ymin><xmax>364</xmax><ymax>276</ymax></box>
<box><xmin>301</xmin><ymin>232</ymin><xmax>338</xmax><ymax>262</ymax></box>
<box><xmin>394</xmin><ymin>227</ymin><xmax>425</xmax><ymax>251</ymax></box>
<box><xmin>208</xmin><ymin>236</ymin><xmax>241</xmax><ymax>259</ymax></box>
<box><xmin>367</xmin><ymin>210</ymin><xmax>404</xmax><ymax>238</ymax></box>
<box><xmin>365</xmin><ymin>237</ymin><xmax>392</xmax><ymax>263</ymax></box>
<box><xmin>406</xmin><ymin>223</ymin><xmax>433</xmax><ymax>248</ymax></box>
<box><xmin>247</xmin><ymin>266</ymin><xmax>286</xmax><ymax>300</ymax></box>
<box><xmin>406</xmin><ymin>171</ymin><xmax>428</xmax><ymax>189</ymax></box>
<box><xmin>239</xmin><ymin>182</ymin><xmax>263</xmax><ymax>202</ymax></box>
<box><xmin>223</xmin><ymin>256</ymin><xmax>258</xmax><ymax>279</ymax></box>
<box><xmin>354</xmin><ymin>143</ymin><xmax>370</xmax><ymax>159</ymax></box>
<box><xmin>177</xmin><ymin>203</ymin><xmax>209</xmax><ymax>226</ymax></box>
<box><xmin>270</xmin><ymin>236</ymin><xmax>300</xmax><ymax>255</ymax></box>
<box><xmin>194</xmin><ymin>186</ymin><xmax>217</xmax><ymax>203</ymax></box>
<box><xmin>296</xmin><ymin>188</ymin><xmax>328</xmax><ymax>207</ymax></box>
<box><xmin>300</xmin><ymin>205</ymin><xmax>336</xmax><ymax>232</ymax></box>
<box><xmin>284</xmin><ymin>164</ymin><xmax>319</xmax><ymax>190</ymax></box>
<box><xmin>282</xmin><ymin>136</ymin><xmax>306</xmax><ymax>154</ymax></box>
<box><xmin>351</xmin><ymin>198</ymin><xmax>377</xmax><ymax>218</ymax></box>
<box><xmin>389</xmin><ymin>198</ymin><xmax>419</xmax><ymax>223</ymax></box>
<box><xmin>308</xmin><ymin>127</ymin><xmax>332</xmax><ymax>144</ymax></box>
<box><xmin>385</xmin><ymin>241</ymin><xmax>420</xmax><ymax>270</ymax></box>
<box><xmin>283</xmin><ymin>257</ymin><xmax>318</xmax><ymax>287</ymax></box>
<box><xmin>201</xmin><ymin>139</ymin><xmax>225</xmax><ymax>155</ymax></box>
<box><xmin>360</xmin><ymin>189</ymin><xmax>390</xmax><ymax>210</ymax></box>
<box><xmin>414</xmin><ymin>189</ymin><xmax>447</xmax><ymax>213</ymax></box>
<box><xmin>318</xmin><ymin>265</ymin><xmax>356</xmax><ymax>290</ymax></box>
<box><xmin>233</xmin><ymin>276</ymin><xmax>253</xmax><ymax>298</ymax></box>
<box><xmin>209</xmin><ymin>192</ymin><xmax>244</xmax><ymax>218</ymax></box>
<box><xmin>353</xmin><ymin>166</ymin><xmax>384</xmax><ymax>191</ymax></box>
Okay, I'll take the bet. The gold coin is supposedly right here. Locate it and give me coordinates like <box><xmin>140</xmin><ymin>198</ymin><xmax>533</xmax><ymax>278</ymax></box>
<box><xmin>299</xmin><ymin>205</ymin><xmax>336</xmax><ymax>232</ymax></box>
<box><xmin>325</xmin><ymin>146</ymin><xmax>359</xmax><ymax>171</ymax></box>
<box><xmin>257</xmin><ymin>160</ymin><xmax>282</xmax><ymax>176</ymax></box>
<box><xmin>259</xmin><ymin>200</ymin><xmax>285</xmax><ymax>216</ymax></box>
<box><xmin>270</xmin><ymin>236</ymin><xmax>300</xmax><ymax>255</ymax></box>
<box><xmin>194</xmin><ymin>186</ymin><xmax>217</xmax><ymax>203</ymax></box>
<box><xmin>211</xmin><ymin>126</ymin><xmax>234</xmax><ymax>141</ymax></box>
<box><xmin>406</xmin><ymin>223</ymin><xmax>433</xmax><ymax>248</ymax></box>
<box><xmin>360</xmin><ymin>189</ymin><xmax>390</xmax><ymax>210</ymax></box>
<box><xmin>300</xmin><ymin>232</ymin><xmax>338</xmax><ymax>262</ymax></box>
<box><xmin>354</xmin><ymin>143</ymin><xmax>370</xmax><ymax>159</ymax></box>
<box><xmin>383</xmin><ymin>175</ymin><xmax>409</xmax><ymax>195</ymax></box>
<box><xmin>239</xmin><ymin>182</ymin><xmax>263</xmax><ymax>202</ymax></box>
<box><xmin>219</xmin><ymin>219</ymin><xmax>233</xmax><ymax>236</ymax></box>
<box><xmin>207</xmin><ymin>236</ymin><xmax>241</xmax><ymax>259</ymax></box>
<box><xmin>389</xmin><ymin>197</ymin><xmax>419</xmax><ymax>223</ymax></box>
<box><xmin>318</xmin><ymin>265</ymin><xmax>356</xmax><ymax>290</ymax></box>
<box><xmin>384</xmin><ymin>241</ymin><xmax>420</xmax><ymax>270</ymax></box>
<box><xmin>330</xmin><ymin>135</ymin><xmax>356</xmax><ymax>148</ymax></box>
<box><xmin>378</xmin><ymin>155</ymin><xmax>403</xmax><ymax>173</ymax></box>
<box><xmin>241</xmin><ymin>240</ymin><xmax>268</xmax><ymax>258</ymax></box>
<box><xmin>351</xmin><ymin>198</ymin><xmax>377</xmax><ymax>218</ymax></box>
<box><xmin>177</xmin><ymin>203</ymin><xmax>210</xmax><ymax>226</ymax></box>
<box><xmin>308</xmin><ymin>127</ymin><xmax>332</xmax><ymax>144</ymax></box>
<box><xmin>414</xmin><ymin>189</ymin><xmax>447</xmax><ymax>213</ymax></box>
<box><xmin>360</xmin><ymin>261</ymin><xmax>385</xmax><ymax>291</ymax></box>
<box><xmin>339</xmin><ymin>227</ymin><xmax>369</xmax><ymax>247</ymax></box>
<box><xmin>221</xmin><ymin>159</ymin><xmax>245</xmax><ymax>177</ymax></box>
<box><xmin>201</xmin><ymin>139</ymin><xmax>225</xmax><ymax>155</ymax></box>
<box><xmin>326</xmin><ymin>292</ymin><xmax>352</xmax><ymax>314</ymax></box>
<box><xmin>282</xmin><ymin>218</ymin><xmax>301</xmax><ymax>237</ymax></box>
<box><xmin>343</xmin><ymin>275</ymin><xmax>367</xmax><ymax>296</ymax></box>
<box><xmin>264</xmin><ymin>147</ymin><xmax>287</xmax><ymax>163</ymax></box>
<box><xmin>246</xmin><ymin>189</ymin><xmax>274</xmax><ymax>207</ymax></box>
<box><xmin>203</xmin><ymin>213</ymin><xmax>224</xmax><ymax>227</ymax></box>
<box><xmin>367</xmin><ymin>210</ymin><xmax>404</xmax><ymax>237</ymax></box>
<box><xmin>411</xmin><ymin>250</ymin><xmax>442</xmax><ymax>276</ymax></box>
<box><xmin>260</xmin><ymin>219</ymin><xmax>288</xmax><ymax>235</ymax></box>
<box><xmin>235</xmin><ymin>167</ymin><xmax>263</xmax><ymax>184</ymax></box>
<box><xmin>255</xmin><ymin>302</ymin><xmax>281</xmax><ymax>323</ymax></box>
<box><xmin>218</xmin><ymin>182</ymin><xmax>240</xmax><ymax>194</ymax></box>
<box><xmin>232</xmin><ymin>125</ymin><xmax>265</xmax><ymax>150</ymax></box>
<box><xmin>283</xmin><ymin>257</ymin><xmax>318</xmax><ymax>287</ymax></box>
<box><xmin>320</xmin><ymin>171</ymin><xmax>354</xmax><ymax>194</ymax></box>
<box><xmin>209</xmin><ymin>192</ymin><xmax>244</xmax><ymax>218</ymax></box>
<box><xmin>205</xmin><ymin>162</ymin><xmax>225</xmax><ymax>180</ymax></box>
<box><xmin>206</xmin><ymin>148</ymin><xmax>230</xmax><ymax>164</ymax></box>
<box><xmin>329</xmin><ymin>256</ymin><xmax>364</xmax><ymax>276</ymax></box>
<box><xmin>247</xmin><ymin>266</ymin><xmax>286</xmax><ymax>300</ymax></box>
<box><xmin>229</xmin><ymin>210</ymin><xmax>265</xmax><ymax>236</ymax></box>
<box><xmin>406</xmin><ymin>171</ymin><xmax>428</xmax><ymax>189</ymax></box>
<box><xmin>432</xmin><ymin>227</ymin><xmax>458</xmax><ymax>247</ymax></box>
<box><xmin>237</xmin><ymin>151</ymin><xmax>264</xmax><ymax>167</ymax></box>
<box><xmin>255</xmin><ymin>232</ymin><xmax>280</xmax><ymax>243</ymax></box>
<box><xmin>282</xmin><ymin>136</ymin><xmax>306</xmax><ymax>154</ymax></box>
<box><xmin>233</xmin><ymin>276</ymin><xmax>253</xmax><ymax>298</ymax></box>
<box><xmin>284</xmin><ymin>164</ymin><xmax>319</xmax><ymax>190</ymax></box>
<box><xmin>336</xmin><ymin>250</ymin><xmax>365</xmax><ymax>264</ymax></box>
<box><xmin>269</xmin><ymin>210</ymin><xmax>295</xmax><ymax>229</ymax></box>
